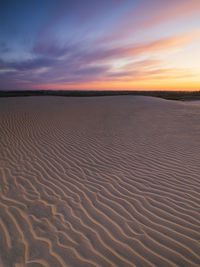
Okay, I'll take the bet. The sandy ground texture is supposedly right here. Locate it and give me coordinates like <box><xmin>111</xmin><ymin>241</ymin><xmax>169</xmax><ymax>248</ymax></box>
<box><xmin>0</xmin><ymin>96</ymin><xmax>200</xmax><ymax>267</ymax></box>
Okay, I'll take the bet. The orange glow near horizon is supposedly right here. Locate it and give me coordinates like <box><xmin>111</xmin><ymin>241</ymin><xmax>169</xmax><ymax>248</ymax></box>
<box><xmin>33</xmin><ymin>79</ymin><xmax>200</xmax><ymax>91</ymax></box>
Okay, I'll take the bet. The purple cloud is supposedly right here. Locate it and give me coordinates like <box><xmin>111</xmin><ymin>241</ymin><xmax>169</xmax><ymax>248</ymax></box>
<box><xmin>33</xmin><ymin>40</ymin><xmax>78</xmax><ymax>58</ymax></box>
<box><xmin>0</xmin><ymin>57</ymin><xmax>56</xmax><ymax>71</ymax></box>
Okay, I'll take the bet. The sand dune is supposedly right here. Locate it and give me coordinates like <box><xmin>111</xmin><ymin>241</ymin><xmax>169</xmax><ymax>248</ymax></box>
<box><xmin>0</xmin><ymin>96</ymin><xmax>200</xmax><ymax>267</ymax></box>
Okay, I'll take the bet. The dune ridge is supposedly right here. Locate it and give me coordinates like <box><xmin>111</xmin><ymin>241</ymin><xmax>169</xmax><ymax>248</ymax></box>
<box><xmin>0</xmin><ymin>96</ymin><xmax>200</xmax><ymax>267</ymax></box>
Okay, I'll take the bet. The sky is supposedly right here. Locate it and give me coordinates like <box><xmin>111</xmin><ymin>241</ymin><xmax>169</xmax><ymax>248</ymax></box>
<box><xmin>0</xmin><ymin>0</ymin><xmax>200</xmax><ymax>91</ymax></box>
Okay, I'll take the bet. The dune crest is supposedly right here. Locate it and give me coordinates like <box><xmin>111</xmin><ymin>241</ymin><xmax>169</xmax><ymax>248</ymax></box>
<box><xmin>0</xmin><ymin>96</ymin><xmax>200</xmax><ymax>266</ymax></box>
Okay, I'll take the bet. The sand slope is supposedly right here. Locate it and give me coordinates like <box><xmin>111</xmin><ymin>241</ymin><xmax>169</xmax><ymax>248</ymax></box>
<box><xmin>0</xmin><ymin>96</ymin><xmax>200</xmax><ymax>267</ymax></box>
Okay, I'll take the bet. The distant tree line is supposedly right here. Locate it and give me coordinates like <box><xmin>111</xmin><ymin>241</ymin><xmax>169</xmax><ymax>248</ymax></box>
<box><xmin>0</xmin><ymin>90</ymin><xmax>200</xmax><ymax>101</ymax></box>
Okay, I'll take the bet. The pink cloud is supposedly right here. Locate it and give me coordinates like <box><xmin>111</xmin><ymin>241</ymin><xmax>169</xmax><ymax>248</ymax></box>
<box><xmin>102</xmin><ymin>0</ymin><xmax>200</xmax><ymax>43</ymax></box>
<box><xmin>99</xmin><ymin>30</ymin><xmax>200</xmax><ymax>61</ymax></box>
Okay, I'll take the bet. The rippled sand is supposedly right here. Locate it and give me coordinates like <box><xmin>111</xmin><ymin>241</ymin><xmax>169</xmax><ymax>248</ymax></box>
<box><xmin>0</xmin><ymin>96</ymin><xmax>200</xmax><ymax>267</ymax></box>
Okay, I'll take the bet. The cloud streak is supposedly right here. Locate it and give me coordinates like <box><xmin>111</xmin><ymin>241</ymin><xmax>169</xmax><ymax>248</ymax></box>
<box><xmin>102</xmin><ymin>0</ymin><xmax>200</xmax><ymax>43</ymax></box>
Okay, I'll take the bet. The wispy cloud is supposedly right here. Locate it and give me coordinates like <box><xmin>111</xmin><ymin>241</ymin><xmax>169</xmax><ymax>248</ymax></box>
<box><xmin>1</xmin><ymin>29</ymin><xmax>200</xmax><ymax>89</ymax></box>
<box><xmin>102</xmin><ymin>0</ymin><xmax>200</xmax><ymax>43</ymax></box>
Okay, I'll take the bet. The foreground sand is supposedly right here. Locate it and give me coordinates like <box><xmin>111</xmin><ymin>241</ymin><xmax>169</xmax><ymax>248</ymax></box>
<box><xmin>0</xmin><ymin>96</ymin><xmax>200</xmax><ymax>267</ymax></box>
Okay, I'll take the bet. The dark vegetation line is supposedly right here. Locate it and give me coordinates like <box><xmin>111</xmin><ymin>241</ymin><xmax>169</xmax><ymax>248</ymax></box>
<box><xmin>0</xmin><ymin>90</ymin><xmax>200</xmax><ymax>101</ymax></box>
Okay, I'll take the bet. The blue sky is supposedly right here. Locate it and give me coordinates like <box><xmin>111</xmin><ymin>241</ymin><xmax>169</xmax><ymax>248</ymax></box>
<box><xmin>0</xmin><ymin>0</ymin><xmax>200</xmax><ymax>90</ymax></box>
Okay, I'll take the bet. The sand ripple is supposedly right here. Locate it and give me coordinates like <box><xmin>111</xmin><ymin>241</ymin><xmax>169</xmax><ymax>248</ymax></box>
<box><xmin>0</xmin><ymin>96</ymin><xmax>200</xmax><ymax>266</ymax></box>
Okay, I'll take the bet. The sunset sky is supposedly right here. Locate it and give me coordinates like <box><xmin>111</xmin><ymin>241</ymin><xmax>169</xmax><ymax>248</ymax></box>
<box><xmin>0</xmin><ymin>0</ymin><xmax>200</xmax><ymax>91</ymax></box>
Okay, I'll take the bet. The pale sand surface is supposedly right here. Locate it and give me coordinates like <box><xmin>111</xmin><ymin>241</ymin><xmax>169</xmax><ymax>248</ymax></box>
<box><xmin>0</xmin><ymin>96</ymin><xmax>200</xmax><ymax>267</ymax></box>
